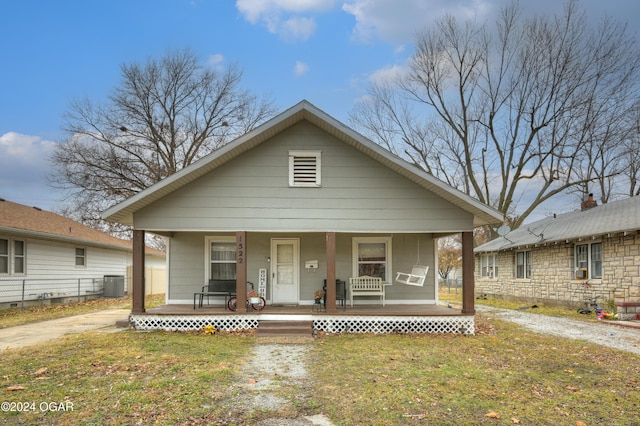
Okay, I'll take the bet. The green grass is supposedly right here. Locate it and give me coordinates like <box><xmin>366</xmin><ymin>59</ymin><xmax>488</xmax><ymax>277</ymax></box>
<box><xmin>2</xmin><ymin>292</ymin><xmax>638</xmax><ymax>424</ymax></box>
<box><xmin>1</xmin><ymin>330</ymin><xmax>255</xmax><ymax>425</ymax></box>
<box><xmin>2</xmin><ymin>316</ymin><xmax>639</xmax><ymax>425</ymax></box>
<box><xmin>311</xmin><ymin>317</ymin><xmax>640</xmax><ymax>425</ymax></box>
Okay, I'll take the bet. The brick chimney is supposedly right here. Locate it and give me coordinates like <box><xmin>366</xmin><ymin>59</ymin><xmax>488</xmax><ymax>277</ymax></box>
<box><xmin>581</xmin><ymin>193</ymin><xmax>598</xmax><ymax>211</ymax></box>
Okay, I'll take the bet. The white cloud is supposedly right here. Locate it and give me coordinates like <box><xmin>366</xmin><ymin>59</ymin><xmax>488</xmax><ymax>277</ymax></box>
<box><xmin>0</xmin><ymin>132</ymin><xmax>60</xmax><ymax>207</ymax></box>
<box><xmin>236</xmin><ymin>0</ymin><xmax>334</xmax><ymax>41</ymax></box>
<box><xmin>342</xmin><ymin>0</ymin><xmax>492</xmax><ymax>44</ymax></box>
<box><xmin>293</xmin><ymin>61</ymin><xmax>310</xmax><ymax>76</ymax></box>
<box><xmin>368</xmin><ymin>64</ymin><xmax>406</xmax><ymax>86</ymax></box>
<box><xmin>208</xmin><ymin>53</ymin><xmax>224</xmax><ymax>67</ymax></box>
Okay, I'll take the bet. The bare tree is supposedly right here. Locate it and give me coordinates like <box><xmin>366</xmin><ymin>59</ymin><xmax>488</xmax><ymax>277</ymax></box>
<box><xmin>437</xmin><ymin>237</ymin><xmax>461</xmax><ymax>281</ymax></box>
<box><xmin>351</xmin><ymin>1</ymin><xmax>640</xmax><ymax>229</ymax></box>
<box><xmin>49</xmin><ymin>49</ymin><xmax>276</xmax><ymax>231</ymax></box>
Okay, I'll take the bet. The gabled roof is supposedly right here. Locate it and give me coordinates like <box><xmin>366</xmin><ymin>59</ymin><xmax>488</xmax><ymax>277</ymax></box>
<box><xmin>103</xmin><ymin>100</ymin><xmax>503</xmax><ymax>227</ymax></box>
<box><xmin>0</xmin><ymin>198</ymin><xmax>163</xmax><ymax>255</ymax></box>
<box><xmin>475</xmin><ymin>196</ymin><xmax>640</xmax><ymax>252</ymax></box>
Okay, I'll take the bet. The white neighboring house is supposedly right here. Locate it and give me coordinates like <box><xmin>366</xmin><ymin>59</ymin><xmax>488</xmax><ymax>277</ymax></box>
<box><xmin>0</xmin><ymin>198</ymin><xmax>165</xmax><ymax>308</ymax></box>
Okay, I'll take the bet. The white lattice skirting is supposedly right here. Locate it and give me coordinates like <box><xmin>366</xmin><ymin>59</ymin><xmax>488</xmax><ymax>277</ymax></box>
<box><xmin>130</xmin><ymin>314</ymin><xmax>474</xmax><ymax>335</ymax></box>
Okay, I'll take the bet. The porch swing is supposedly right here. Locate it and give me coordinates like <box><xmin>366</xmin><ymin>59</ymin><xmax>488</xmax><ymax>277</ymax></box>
<box><xmin>395</xmin><ymin>240</ymin><xmax>429</xmax><ymax>286</ymax></box>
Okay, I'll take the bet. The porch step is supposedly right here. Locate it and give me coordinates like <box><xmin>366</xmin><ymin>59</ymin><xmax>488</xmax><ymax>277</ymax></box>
<box><xmin>256</xmin><ymin>320</ymin><xmax>313</xmax><ymax>337</ymax></box>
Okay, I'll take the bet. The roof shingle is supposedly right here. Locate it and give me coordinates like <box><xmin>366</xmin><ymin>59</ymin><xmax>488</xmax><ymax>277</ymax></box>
<box><xmin>476</xmin><ymin>196</ymin><xmax>640</xmax><ymax>252</ymax></box>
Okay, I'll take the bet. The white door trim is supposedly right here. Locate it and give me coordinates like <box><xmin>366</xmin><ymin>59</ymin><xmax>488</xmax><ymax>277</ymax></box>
<box><xmin>270</xmin><ymin>238</ymin><xmax>300</xmax><ymax>304</ymax></box>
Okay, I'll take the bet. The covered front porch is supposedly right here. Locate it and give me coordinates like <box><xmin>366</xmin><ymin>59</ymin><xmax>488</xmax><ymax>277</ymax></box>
<box><xmin>130</xmin><ymin>230</ymin><xmax>478</xmax><ymax>331</ymax></box>
<box><xmin>131</xmin><ymin>302</ymin><xmax>475</xmax><ymax>334</ymax></box>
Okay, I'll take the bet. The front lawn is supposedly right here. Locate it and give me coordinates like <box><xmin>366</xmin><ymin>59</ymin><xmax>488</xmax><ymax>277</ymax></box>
<box><xmin>2</xmin><ymin>315</ymin><xmax>639</xmax><ymax>425</ymax></box>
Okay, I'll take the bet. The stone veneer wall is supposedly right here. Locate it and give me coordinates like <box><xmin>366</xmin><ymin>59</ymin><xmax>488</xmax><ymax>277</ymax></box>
<box><xmin>475</xmin><ymin>233</ymin><xmax>640</xmax><ymax>307</ymax></box>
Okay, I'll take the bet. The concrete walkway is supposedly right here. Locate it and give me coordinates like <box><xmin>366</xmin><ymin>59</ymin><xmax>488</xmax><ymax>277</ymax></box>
<box><xmin>0</xmin><ymin>308</ymin><xmax>130</xmax><ymax>351</ymax></box>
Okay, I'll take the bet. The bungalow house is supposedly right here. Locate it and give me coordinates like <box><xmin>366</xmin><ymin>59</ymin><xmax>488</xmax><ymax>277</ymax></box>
<box><xmin>103</xmin><ymin>100</ymin><xmax>502</xmax><ymax>334</ymax></box>
<box><xmin>474</xmin><ymin>195</ymin><xmax>640</xmax><ymax>315</ymax></box>
<box><xmin>0</xmin><ymin>198</ymin><xmax>165</xmax><ymax>308</ymax></box>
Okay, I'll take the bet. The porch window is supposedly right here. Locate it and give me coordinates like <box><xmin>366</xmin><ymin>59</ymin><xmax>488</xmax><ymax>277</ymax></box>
<box><xmin>0</xmin><ymin>238</ymin><xmax>7</xmax><ymax>274</ymax></box>
<box><xmin>352</xmin><ymin>237</ymin><xmax>392</xmax><ymax>282</ymax></box>
<box><xmin>208</xmin><ymin>238</ymin><xmax>236</xmax><ymax>280</ymax></box>
<box><xmin>289</xmin><ymin>150</ymin><xmax>321</xmax><ymax>187</ymax></box>
<box><xmin>480</xmin><ymin>253</ymin><xmax>497</xmax><ymax>278</ymax></box>
<box><xmin>575</xmin><ymin>242</ymin><xmax>602</xmax><ymax>279</ymax></box>
<box><xmin>75</xmin><ymin>247</ymin><xmax>86</xmax><ymax>267</ymax></box>
<box><xmin>515</xmin><ymin>250</ymin><xmax>531</xmax><ymax>279</ymax></box>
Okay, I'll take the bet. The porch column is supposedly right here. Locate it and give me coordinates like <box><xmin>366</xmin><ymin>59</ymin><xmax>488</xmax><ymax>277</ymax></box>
<box><xmin>325</xmin><ymin>232</ymin><xmax>337</xmax><ymax>313</ymax></box>
<box><xmin>132</xmin><ymin>229</ymin><xmax>146</xmax><ymax>314</ymax></box>
<box><xmin>235</xmin><ymin>231</ymin><xmax>247</xmax><ymax>313</ymax></box>
<box><xmin>461</xmin><ymin>231</ymin><xmax>475</xmax><ymax>314</ymax></box>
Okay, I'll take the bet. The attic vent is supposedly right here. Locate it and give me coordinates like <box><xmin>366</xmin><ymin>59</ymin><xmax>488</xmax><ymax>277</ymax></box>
<box><xmin>289</xmin><ymin>150</ymin><xmax>321</xmax><ymax>187</ymax></box>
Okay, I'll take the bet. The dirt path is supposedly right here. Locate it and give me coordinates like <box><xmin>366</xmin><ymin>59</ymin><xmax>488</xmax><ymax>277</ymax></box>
<box><xmin>232</xmin><ymin>337</ymin><xmax>334</xmax><ymax>426</ymax></box>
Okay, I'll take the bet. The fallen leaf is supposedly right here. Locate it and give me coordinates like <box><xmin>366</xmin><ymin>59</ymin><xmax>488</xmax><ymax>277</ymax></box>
<box><xmin>576</xmin><ymin>421</ymin><xmax>587</xmax><ymax>426</ymax></box>
<box><xmin>7</xmin><ymin>385</ymin><xmax>25</xmax><ymax>391</ymax></box>
<box><xmin>566</xmin><ymin>385</ymin><xmax>580</xmax><ymax>392</ymax></box>
<box><xmin>485</xmin><ymin>411</ymin><xmax>501</xmax><ymax>419</ymax></box>
<box><xmin>511</xmin><ymin>417</ymin><xmax>520</xmax><ymax>424</ymax></box>
<box><xmin>248</xmin><ymin>379</ymin><xmax>258</xmax><ymax>384</ymax></box>
<box><xmin>565</xmin><ymin>368</ymin><xmax>574</xmax><ymax>373</ymax></box>
<box><xmin>34</xmin><ymin>367</ymin><xmax>47</xmax><ymax>376</ymax></box>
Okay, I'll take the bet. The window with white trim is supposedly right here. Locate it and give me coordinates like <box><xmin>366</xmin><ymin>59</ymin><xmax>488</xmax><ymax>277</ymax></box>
<box><xmin>516</xmin><ymin>250</ymin><xmax>531</xmax><ymax>279</ymax></box>
<box><xmin>0</xmin><ymin>238</ymin><xmax>26</xmax><ymax>275</ymax></box>
<box><xmin>575</xmin><ymin>242</ymin><xmax>602</xmax><ymax>279</ymax></box>
<box><xmin>206</xmin><ymin>237</ymin><xmax>237</xmax><ymax>280</ymax></box>
<box><xmin>352</xmin><ymin>236</ymin><xmax>392</xmax><ymax>282</ymax></box>
<box><xmin>480</xmin><ymin>253</ymin><xmax>498</xmax><ymax>278</ymax></box>
<box><xmin>289</xmin><ymin>150</ymin><xmax>321</xmax><ymax>187</ymax></box>
<box><xmin>75</xmin><ymin>247</ymin><xmax>86</xmax><ymax>267</ymax></box>
<box><xmin>0</xmin><ymin>238</ymin><xmax>8</xmax><ymax>274</ymax></box>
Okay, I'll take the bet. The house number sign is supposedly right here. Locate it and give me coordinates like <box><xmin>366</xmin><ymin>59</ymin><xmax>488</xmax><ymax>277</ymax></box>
<box><xmin>237</xmin><ymin>234</ymin><xmax>244</xmax><ymax>264</ymax></box>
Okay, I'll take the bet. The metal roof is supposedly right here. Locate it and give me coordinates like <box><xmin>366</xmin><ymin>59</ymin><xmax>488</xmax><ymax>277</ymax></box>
<box><xmin>103</xmin><ymin>100</ymin><xmax>503</xmax><ymax>227</ymax></box>
<box><xmin>475</xmin><ymin>196</ymin><xmax>640</xmax><ymax>252</ymax></box>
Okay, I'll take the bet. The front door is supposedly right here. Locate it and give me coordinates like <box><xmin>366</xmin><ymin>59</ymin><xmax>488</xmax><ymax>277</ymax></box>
<box><xmin>271</xmin><ymin>238</ymin><xmax>299</xmax><ymax>304</ymax></box>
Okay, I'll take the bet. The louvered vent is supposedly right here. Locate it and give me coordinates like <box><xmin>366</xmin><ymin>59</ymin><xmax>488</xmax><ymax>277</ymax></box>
<box><xmin>289</xmin><ymin>151</ymin><xmax>321</xmax><ymax>187</ymax></box>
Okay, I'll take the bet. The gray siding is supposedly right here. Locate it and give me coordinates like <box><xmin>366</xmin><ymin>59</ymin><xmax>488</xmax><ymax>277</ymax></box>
<box><xmin>167</xmin><ymin>231</ymin><xmax>436</xmax><ymax>304</ymax></box>
<box><xmin>135</xmin><ymin>121</ymin><xmax>472</xmax><ymax>233</ymax></box>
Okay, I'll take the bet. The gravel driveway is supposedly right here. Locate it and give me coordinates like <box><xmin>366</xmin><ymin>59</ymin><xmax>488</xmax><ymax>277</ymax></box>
<box><xmin>476</xmin><ymin>305</ymin><xmax>640</xmax><ymax>355</ymax></box>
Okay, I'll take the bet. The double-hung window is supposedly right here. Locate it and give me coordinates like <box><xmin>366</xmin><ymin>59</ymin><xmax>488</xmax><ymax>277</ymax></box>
<box><xmin>0</xmin><ymin>238</ymin><xmax>25</xmax><ymax>275</ymax></box>
<box><xmin>480</xmin><ymin>253</ymin><xmax>498</xmax><ymax>278</ymax></box>
<box><xmin>575</xmin><ymin>242</ymin><xmax>602</xmax><ymax>279</ymax></box>
<box><xmin>0</xmin><ymin>238</ymin><xmax>8</xmax><ymax>274</ymax></box>
<box><xmin>516</xmin><ymin>250</ymin><xmax>532</xmax><ymax>279</ymax></box>
<box><xmin>207</xmin><ymin>237</ymin><xmax>237</xmax><ymax>280</ymax></box>
<box><xmin>353</xmin><ymin>237</ymin><xmax>392</xmax><ymax>282</ymax></box>
<box><xmin>75</xmin><ymin>248</ymin><xmax>86</xmax><ymax>267</ymax></box>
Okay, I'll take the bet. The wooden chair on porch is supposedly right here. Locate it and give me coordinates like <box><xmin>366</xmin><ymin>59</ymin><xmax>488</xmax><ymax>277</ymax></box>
<box><xmin>323</xmin><ymin>279</ymin><xmax>347</xmax><ymax>309</ymax></box>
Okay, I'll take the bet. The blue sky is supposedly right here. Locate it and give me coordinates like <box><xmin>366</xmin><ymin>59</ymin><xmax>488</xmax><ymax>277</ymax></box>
<box><xmin>1</xmin><ymin>0</ymin><xmax>639</xmax><ymax>213</ymax></box>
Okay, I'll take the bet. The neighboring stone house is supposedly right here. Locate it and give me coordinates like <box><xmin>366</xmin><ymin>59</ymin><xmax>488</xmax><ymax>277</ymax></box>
<box><xmin>474</xmin><ymin>195</ymin><xmax>640</xmax><ymax>308</ymax></box>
